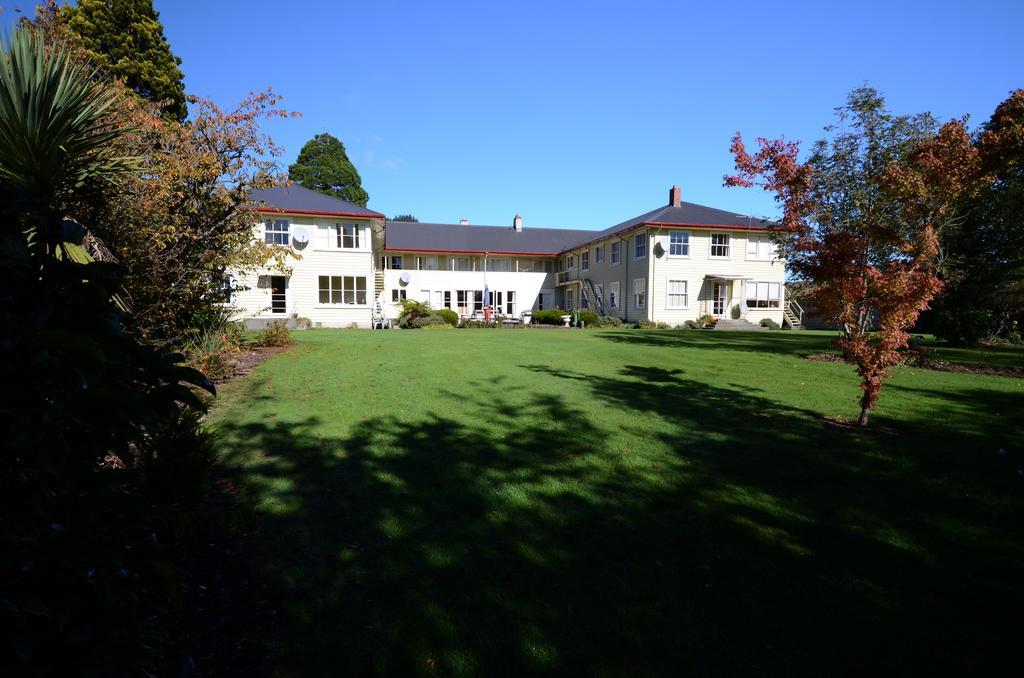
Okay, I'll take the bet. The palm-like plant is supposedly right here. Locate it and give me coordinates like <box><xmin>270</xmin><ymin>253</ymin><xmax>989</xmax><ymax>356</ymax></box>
<box><xmin>0</xmin><ymin>26</ymin><xmax>132</xmax><ymax>251</ymax></box>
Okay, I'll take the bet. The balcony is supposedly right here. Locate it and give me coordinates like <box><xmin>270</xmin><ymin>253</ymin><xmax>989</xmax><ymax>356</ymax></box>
<box><xmin>556</xmin><ymin>270</ymin><xmax>580</xmax><ymax>285</ymax></box>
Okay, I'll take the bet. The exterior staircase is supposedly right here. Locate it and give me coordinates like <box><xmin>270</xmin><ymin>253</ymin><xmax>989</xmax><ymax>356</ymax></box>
<box><xmin>374</xmin><ymin>270</ymin><xmax>385</xmax><ymax>300</ymax></box>
<box><xmin>782</xmin><ymin>297</ymin><xmax>803</xmax><ymax>329</ymax></box>
<box><xmin>580</xmin><ymin>278</ymin><xmax>604</xmax><ymax>314</ymax></box>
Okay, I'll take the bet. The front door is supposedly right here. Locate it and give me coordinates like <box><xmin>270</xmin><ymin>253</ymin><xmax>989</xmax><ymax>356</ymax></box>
<box><xmin>712</xmin><ymin>282</ymin><xmax>727</xmax><ymax>317</ymax></box>
<box><xmin>270</xmin><ymin>275</ymin><xmax>287</xmax><ymax>314</ymax></box>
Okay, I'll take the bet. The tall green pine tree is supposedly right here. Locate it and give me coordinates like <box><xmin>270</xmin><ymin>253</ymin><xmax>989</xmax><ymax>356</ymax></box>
<box><xmin>60</xmin><ymin>0</ymin><xmax>188</xmax><ymax>122</ymax></box>
<box><xmin>289</xmin><ymin>133</ymin><xmax>370</xmax><ymax>206</ymax></box>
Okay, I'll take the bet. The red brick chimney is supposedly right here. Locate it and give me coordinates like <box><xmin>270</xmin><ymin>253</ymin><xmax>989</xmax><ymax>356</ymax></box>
<box><xmin>669</xmin><ymin>185</ymin><xmax>682</xmax><ymax>207</ymax></box>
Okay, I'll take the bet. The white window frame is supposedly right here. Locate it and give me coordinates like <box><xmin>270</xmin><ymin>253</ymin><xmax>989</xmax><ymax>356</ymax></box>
<box><xmin>595</xmin><ymin>245</ymin><xmax>604</xmax><ymax>263</ymax></box>
<box><xmin>390</xmin><ymin>255</ymin><xmax>405</xmax><ymax>270</ymax></box>
<box><xmin>710</xmin><ymin>233</ymin><xmax>731</xmax><ymax>259</ymax></box>
<box><xmin>486</xmin><ymin>257</ymin><xmax>511</xmax><ymax>272</ymax></box>
<box><xmin>336</xmin><ymin>223</ymin><xmax>360</xmax><ymax>249</ymax></box>
<box><xmin>669</xmin><ymin>231</ymin><xmax>690</xmax><ymax>257</ymax></box>
<box><xmin>745</xmin><ymin>281</ymin><xmax>783</xmax><ymax>309</ymax></box>
<box><xmin>566</xmin><ymin>254</ymin><xmax>575</xmax><ymax>270</ymax></box>
<box><xmin>633</xmin><ymin>278</ymin><xmax>646</xmax><ymax>309</ymax></box>
<box><xmin>565</xmin><ymin>289</ymin><xmax>574</xmax><ymax>309</ymax></box>
<box><xmin>594</xmin><ymin>283</ymin><xmax>603</xmax><ymax>309</ymax></box>
<box><xmin>581</xmin><ymin>251</ymin><xmax>589</xmax><ymax>271</ymax></box>
<box><xmin>610</xmin><ymin>241</ymin><xmax>621</xmax><ymax>266</ymax></box>
<box><xmin>392</xmin><ymin>289</ymin><xmax>407</xmax><ymax>303</ymax></box>
<box><xmin>634</xmin><ymin>233</ymin><xmax>647</xmax><ymax>260</ymax></box>
<box><xmin>450</xmin><ymin>256</ymin><xmax>472</xmax><ymax>271</ymax></box>
<box><xmin>666</xmin><ymin>279</ymin><xmax>688</xmax><ymax>309</ymax></box>
<box><xmin>264</xmin><ymin>219</ymin><xmax>290</xmax><ymax>246</ymax></box>
<box><xmin>319</xmin><ymin>275</ymin><xmax>367</xmax><ymax>306</ymax></box>
<box><xmin>745</xmin><ymin>235</ymin><xmax>777</xmax><ymax>261</ymax></box>
<box><xmin>318</xmin><ymin>275</ymin><xmax>342</xmax><ymax>305</ymax></box>
<box><xmin>608</xmin><ymin>281</ymin><xmax>619</xmax><ymax>310</ymax></box>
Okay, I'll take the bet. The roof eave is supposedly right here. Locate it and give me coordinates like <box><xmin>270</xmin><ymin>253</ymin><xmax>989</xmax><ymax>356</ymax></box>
<box><xmin>252</xmin><ymin>206</ymin><xmax>386</xmax><ymax>219</ymax></box>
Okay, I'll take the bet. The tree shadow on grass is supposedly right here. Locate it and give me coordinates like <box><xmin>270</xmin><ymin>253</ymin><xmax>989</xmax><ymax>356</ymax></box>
<box><xmin>214</xmin><ymin>367</ymin><xmax>1023</xmax><ymax>677</ymax></box>
<box><xmin>595</xmin><ymin>329</ymin><xmax>838</xmax><ymax>358</ymax></box>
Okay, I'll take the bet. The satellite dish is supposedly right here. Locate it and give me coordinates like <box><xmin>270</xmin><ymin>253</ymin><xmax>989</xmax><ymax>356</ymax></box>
<box><xmin>292</xmin><ymin>227</ymin><xmax>309</xmax><ymax>248</ymax></box>
<box><xmin>653</xmin><ymin>241</ymin><xmax>665</xmax><ymax>257</ymax></box>
<box><xmin>399</xmin><ymin>271</ymin><xmax>411</xmax><ymax>285</ymax></box>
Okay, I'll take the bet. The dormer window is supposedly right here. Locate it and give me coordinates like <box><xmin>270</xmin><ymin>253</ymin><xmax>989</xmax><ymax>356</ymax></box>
<box><xmin>264</xmin><ymin>219</ymin><xmax>290</xmax><ymax>245</ymax></box>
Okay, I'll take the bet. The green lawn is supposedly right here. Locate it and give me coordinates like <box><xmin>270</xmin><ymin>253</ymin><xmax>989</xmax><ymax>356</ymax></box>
<box><xmin>208</xmin><ymin>329</ymin><xmax>1024</xmax><ymax>676</ymax></box>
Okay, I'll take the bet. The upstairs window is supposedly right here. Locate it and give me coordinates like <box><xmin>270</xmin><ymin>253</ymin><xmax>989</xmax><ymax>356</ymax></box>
<box><xmin>669</xmin><ymin>231</ymin><xmax>690</xmax><ymax>256</ymax></box>
<box><xmin>390</xmin><ymin>255</ymin><xmax>404</xmax><ymax>270</ymax></box>
<box><xmin>746</xmin><ymin>236</ymin><xmax>776</xmax><ymax>261</ymax></box>
<box><xmin>336</xmin><ymin>223</ymin><xmax>360</xmax><ymax>248</ymax></box>
<box><xmin>711</xmin><ymin>233</ymin><xmax>730</xmax><ymax>258</ymax></box>
<box><xmin>486</xmin><ymin>257</ymin><xmax>511</xmax><ymax>272</ymax></box>
<box><xmin>595</xmin><ymin>246</ymin><xmax>604</xmax><ymax>263</ymax></box>
<box><xmin>566</xmin><ymin>254</ymin><xmax>575</xmax><ymax>269</ymax></box>
<box><xmin>581</xmin><ymin>251</ymin><xmax>589</xmax><ymax>271</ymax></box>
<box><xmin>610</xmin><ymin>242</ymin><xmax>621</xmax><ymax>265</ymax></box>
<box><xmin>450</xmin><ymin>256</ymin><xmax>472</xmax><ymax>271</ymax></box>
<box><xmin>264</xmin><ymin>219</ymin><xmax>289</xmax><ymax>245</ymax></box>
<box><xmin>634</xmin><ymin>233</ymin><xmax>647</xmax><ymax>259</ymax></box>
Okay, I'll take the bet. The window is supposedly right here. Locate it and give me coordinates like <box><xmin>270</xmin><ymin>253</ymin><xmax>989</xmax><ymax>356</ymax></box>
<box><xmin>537</xmin><ymin>291</ymin><xmax>553</xmax><ymax>310</ymax></box>
<box><xmin>543</xmin><ymin>259</ymin><xmax>553</xmax><ymax>273</ymax></box>
<box><xmin>345</xmin><ymin>276</ymin><xmax>367</xmax><ymax>305</ymax></box>
<box><xmin>634</xmin><ymin>233</ymin><xmax>647</xmax><ymax>259</ymax></box>
<box><xmin>418</xmin><ymin>255</ymin><xmax>439</xmax><ymax>270</ymax></box>
<box><xmin>581</xmin><ymin>290</ymin><xmax>589</xmax><ymax>309</ymax></box>
<box><xmin>745</xmin><ymin>282</ymin><xmax>782</xmax><ymax>308</ymax></box>
<box><xmin>336</xmin><ymin>223</ymin><xmax>360</xmax><ymax>248</ymax></box>
<box><xmin>517</xmin><ymin>259</ymin><xmax>533</xmax><ymax>272</ymax></box>
<box><xmin>506</xmin><ymin>291</ymin><xmax>516</xmax><ymax>315</ymax></box>
<box><xmin>746</xmin><ymin>236</ymin><xmax>776</xmax><ymax>261</ymax></box>
<box><xmin>608</xmin><ymin>281</ymin><xmax>619</xmax><ymax>310</ymax></box>
<box><xmin>594</xmin><ymin>284</ymin><xmax>603</xmax><ymax>308</ymax></box>
<box><xmin>319</xmin><ymin>275</ymin><xmax>342</xmax><ymax>304</ymax></box>
<box><xmin>264</xmin><ymin>219</ymin><xmax>289</xmax><ymax>245</ymax></box>
<box><xmin>581</xmin><ymin>251</ymin><xmax>589</xmax><ymax>271</ymax></box>
<box><xmin>473</xmin><ymin>290</ymin><xmax>484</xmax><ymax>312</ymax></box>
<box><xmin>457</xmin><ymin>290</ymin><xmax>469</xmax><ymax>314</ymax></box>
<box><xmin>444</xmin><ymin>291</ymin><xmax>452</xmax><ymax>309</ymax></box>
<box><xmin>390</xmin><ymin>255</ymin><xmax>404</xmax><ymax>270</ymax></box>
<box><xmin>565</xmin><ymin>289</ymin><xmax>574</xmax><ymax>309</ymax></box>
<box><xmin>711</xmin><ymin>233</ymin><xmax>730</xmax><ymax>258</ymax></box>
<box><xmin>669</xmin><ymin>231</ymin><xmax>690</xmax><ymax>256</ymax></box>
<box><xmin>392</xmin><ymin>289</ymin><xmax>406</xmax><ymax>302</ymax></box>
<box><xmin>667</xmin><ymin>280</ymin><xmax>688</xmax><ymax>308</ymax></box>
<box><xmin>219</xmin><ymin>272</ymin><xmax>233</xmax><ymax>304</ymax></box>
<box><xmin>633</xmin><ymin>278</ymin><xmax>646</xmax><ymax>308</ymax></box>
<box><xmin>492</xmin><ymin>291</ymin><xmax>503</xmax><ymax>310</ymax></box>
<box><xmin>486</xmin><ymin>257</ymin><xmax>511</xmax><ymax>272</ymax></box>
<box><xmin>318</xmin><ymin>276</ymin><xmax>366</xmax><ymax>305</ymax></box>
<box><xmin>595</xmin><ymin>246</ymin><xmax>604</xmax><ymax>263</ymax></box>
<box><xmin>611</xmin><ymin>241</ymin><xmax>621</xmax><ymax>265</ymax></box>
<box><xmin>434</xmin><ymin>290</ymin><xmax>443</xmax><ymax>307</ymax></box>
<box><xmin>566</xmin><ymin>254</ymin><xmax>575</xmax><ymax>269</ymax></box>
<box><xmin>450</xmin><ymin>256</ymin><xmax>472</xmax><ymax>271</ymax></box>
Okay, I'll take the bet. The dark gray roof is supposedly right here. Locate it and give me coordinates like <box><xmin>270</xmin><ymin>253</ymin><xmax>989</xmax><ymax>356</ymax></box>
<box><xmin>385</xmin><ymin>220</ymin><xmax>591</xmax><ymax>255</ymax></box>
<box><xmin>386</xmin><ymin>200</ymin><xmax>774</xmax><ymax>255</ymax></box>
<box><xmin>570</xmin><ymin>202</ymin><xmax>775</xmax><ymax>250</ymax></box>
<box><xmin>249</xmin><ymin>184</ymin><xmax>384</xmax><ymax>218</ymax></box>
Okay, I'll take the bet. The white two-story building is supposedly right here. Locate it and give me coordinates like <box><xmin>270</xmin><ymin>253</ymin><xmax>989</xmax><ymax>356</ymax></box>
<box><xmin>231</xmin><ymin>184</ymin><xmax>790</xmax><ymax>328</ymax></box>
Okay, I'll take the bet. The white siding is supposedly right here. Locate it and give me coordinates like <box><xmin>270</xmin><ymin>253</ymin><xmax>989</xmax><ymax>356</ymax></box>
<box><xmin>231</xmin><ymin>215</ymin><xmax>377</xmax><ymax>327</ymax></box>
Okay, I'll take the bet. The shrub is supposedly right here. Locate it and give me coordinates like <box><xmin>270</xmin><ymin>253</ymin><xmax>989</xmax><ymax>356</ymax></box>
<box><xmin>532</xmin><ymin>309</ymin><xmax>568</xmax><ymax>325</ymax></box>
<box><xmin>410</xmin><ymin>314</ymin><xmax>450</xmax><ymax>328</ymax></box>
<box><xmin>696</xmin><ymin>314</ymin><xmax>716</xmax><ymax>327</ymax></box>
<box><xmin>397</xmin><ymin>299</ymin><xmax>432</xmax><ymax>328</ymax></box>
<box><xmin>635</xmin><ymin>320</ymin><xmax>657</xmax><ymax>329</ymax></box>
<box><xmin>934</xmin><ymin>308</ymin><xmax>994</xmax><ymax>346</ymax></box>
<box><xmin>760</xmin><ymin>317</ymin><xmax>780</xmax><ymax>330</ymax></box>
<box><xmin>435</xmin><ymin>308</ymin><xmax>459</xmax><ymax>326</ymax></box>
<box><xmin>578</xmin><ymin>310</ymin><xmax>600</xmax><ymax>327</ymax></box>
<box><xmin>188</xmin><ymin>327</ymin><xmax>234</xmax><ymax>381</ymax></box>
<box><xmin>458</xmin><ymin>320</ymin><xmax>499</xmax><ymax>328</ymax></box>
<box><xmin>595</xmin><ymin>315</ymin><xmax>623</xmax><ymax>327</ymax></box>
<box><xmin>683</xmin><ymin>320</ymin><xmax>699</xmax><ymax>329</ymax></box>
<box><xmin>259</xmin><ymin>321</ymin><xmax>292</xmax><ymax>347</ymax></box>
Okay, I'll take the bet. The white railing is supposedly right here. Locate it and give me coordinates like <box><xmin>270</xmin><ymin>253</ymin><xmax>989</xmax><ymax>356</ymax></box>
<box><xmin>556</xmin><ymin>270</ymin><xmax>579</xmax><ymax>285</ymax></box>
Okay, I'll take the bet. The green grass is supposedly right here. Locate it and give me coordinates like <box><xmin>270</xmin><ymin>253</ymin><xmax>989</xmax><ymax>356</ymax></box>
<box><xmin>208</xmin><ymin>329</ymin><xmax>1024</xmax><ymax>676</ymax></box>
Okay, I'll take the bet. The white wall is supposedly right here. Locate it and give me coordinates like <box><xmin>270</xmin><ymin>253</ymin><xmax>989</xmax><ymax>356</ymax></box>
<box><xmin>381</xmin><ymin>268</ymin><xmax>552</xmax><ymax>318</ymax></box>
<box><xmin>231</xmin><ymin>215</ymin><xmax>378</xmax><ymax>328</ymax></box>
<box><xmin>647</xmin><ymin>228</ymin><xmax>786</xmax><ymax>325</ymax></box>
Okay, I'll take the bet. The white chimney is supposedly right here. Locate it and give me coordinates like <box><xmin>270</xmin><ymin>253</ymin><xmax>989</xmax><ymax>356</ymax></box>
<box><xmin>512</xmin><ymin>214</ymin><xmax>523</xmax><ymax>231</ymax></box>
<box><xmin>459</xmin><ymin>218</ymin><xmax>469</xmax><ymax>225</ymax></box>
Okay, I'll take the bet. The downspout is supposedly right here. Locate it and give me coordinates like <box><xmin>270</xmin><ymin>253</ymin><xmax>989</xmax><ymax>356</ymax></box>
<box><xmin>623</xmin><ymin>235</ymin><xmax>629</xmax><ymax>322</ymax></box>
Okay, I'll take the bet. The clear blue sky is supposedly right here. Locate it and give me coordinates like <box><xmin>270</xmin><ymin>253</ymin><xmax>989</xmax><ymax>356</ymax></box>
<box><xmin>5</xmin><ymin>0</ymin><xmax>1023</xmax><ymax>230</ymax></box>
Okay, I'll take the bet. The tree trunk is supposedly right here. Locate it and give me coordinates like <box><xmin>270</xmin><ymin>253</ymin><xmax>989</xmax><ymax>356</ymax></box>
<box><xmin>858</xmin><ymin>406</ymin><xmax>870</xmax><ymax>426</ymax></box>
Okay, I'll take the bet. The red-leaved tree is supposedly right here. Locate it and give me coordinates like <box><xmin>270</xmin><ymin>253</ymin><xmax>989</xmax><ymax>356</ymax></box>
<box><xmin>726</xmin><ymin>88</ymin><xmax>982</xmax><ymax>425</ymax></box>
